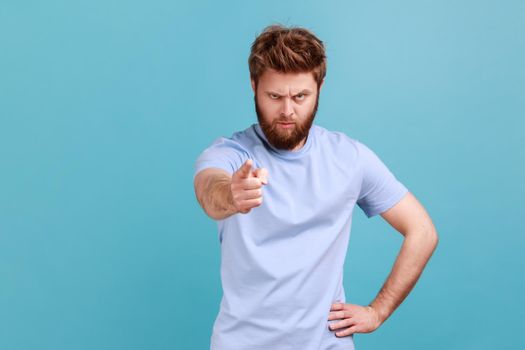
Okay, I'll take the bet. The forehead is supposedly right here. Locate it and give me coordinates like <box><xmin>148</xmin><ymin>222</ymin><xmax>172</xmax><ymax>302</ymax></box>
<box><xmin>257</xmin><ymin>68</ymin><xmax>317</xmax><ymax>93</ymax></box>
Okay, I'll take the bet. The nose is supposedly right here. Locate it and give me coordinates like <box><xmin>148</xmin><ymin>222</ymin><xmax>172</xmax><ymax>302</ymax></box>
<box><xmin>280</xmin><ymin>97</ymin><xmax>294</xmax><ymax>118</ymax></box>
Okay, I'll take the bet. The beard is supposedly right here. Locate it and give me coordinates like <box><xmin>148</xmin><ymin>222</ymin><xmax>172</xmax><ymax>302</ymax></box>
<box><xmin>255</xmin><ymin>92</ymin><xmax>319</xmax><ymax>151</ymax></box>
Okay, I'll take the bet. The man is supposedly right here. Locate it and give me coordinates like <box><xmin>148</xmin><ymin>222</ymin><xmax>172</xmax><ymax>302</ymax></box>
<box><xmin>193</xmin><ymin>24</ymin><xmax>438</xmax><ymax>350</ymax></box>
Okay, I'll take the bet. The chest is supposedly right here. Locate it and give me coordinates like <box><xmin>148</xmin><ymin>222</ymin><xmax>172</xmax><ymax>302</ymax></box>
<box><xmin>254</xmin><ymin>154</ymin><xmax>361</xmax><ymax>226</ymax></box>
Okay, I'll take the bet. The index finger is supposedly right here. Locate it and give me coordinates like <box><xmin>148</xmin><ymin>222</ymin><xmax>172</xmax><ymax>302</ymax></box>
<box><xmin>237</xmin><ymin>159</ymin><xmax>253</xmax><ymax>178</ymax></box>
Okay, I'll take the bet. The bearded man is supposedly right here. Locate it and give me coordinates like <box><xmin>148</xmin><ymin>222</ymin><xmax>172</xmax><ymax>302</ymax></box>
<box><xmin>193</xmin><ymin>24</ymin><xmax>438</xmax><ymax>350</ymax></box>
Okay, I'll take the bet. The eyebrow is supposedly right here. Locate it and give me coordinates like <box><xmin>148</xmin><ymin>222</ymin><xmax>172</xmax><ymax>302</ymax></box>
<box><xmin>264</xmin><ymin>89</ymin><xmax>313</xmax><ymax>96</ymax></box>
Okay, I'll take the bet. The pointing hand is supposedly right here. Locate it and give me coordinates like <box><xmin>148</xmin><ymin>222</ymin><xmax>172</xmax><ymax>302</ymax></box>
<box><xmin>231</xmin><ymin>159</ymin><xmax>269</xmax><ymax>214</ymax></box>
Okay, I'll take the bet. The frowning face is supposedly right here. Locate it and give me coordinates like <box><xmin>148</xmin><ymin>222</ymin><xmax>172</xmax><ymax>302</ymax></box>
<box><xmin>252</xmin><ymin>68</ymin><xmax>323</xmax><ymax>151</ymax></box>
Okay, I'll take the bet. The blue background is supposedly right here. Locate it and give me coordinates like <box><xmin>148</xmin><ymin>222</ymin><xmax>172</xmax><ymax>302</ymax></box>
<box><xmin>1</xmin><ymin>1</ymin><xmax>523</xmax><ymax>349</ymax></box>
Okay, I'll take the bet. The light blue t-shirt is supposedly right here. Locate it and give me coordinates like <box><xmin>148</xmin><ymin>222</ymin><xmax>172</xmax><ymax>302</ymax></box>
<box><xmin>193</xmin><ymin>122</ymin><xmax>409</xmax><ymax>350</ymax></box>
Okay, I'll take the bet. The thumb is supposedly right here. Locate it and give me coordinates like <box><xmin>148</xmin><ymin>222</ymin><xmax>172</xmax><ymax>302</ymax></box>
<box><xmin>252</xmin><ymin>167</ymin><xmax>269</xmax><ymax>185</ymax></box>
<box><xmin>237</xmin><ymin>159</ymin><xmax>253</xmax><ymax>178</ymax></box>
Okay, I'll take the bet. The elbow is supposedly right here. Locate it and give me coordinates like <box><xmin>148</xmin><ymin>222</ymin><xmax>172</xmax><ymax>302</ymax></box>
<box><xmin>406</xmin><ymin>226</ymin><xmax>439</xmax><ymax>249</ymax></box>
<box><xmin>199</xmin><ymin>200</ymin><xmax>221</xmax><ymax>221</ymax></box>
<box><xmin>202</xmin><ymin>202</ymin><xmax>231</xmax><ymax>221</ymax></box>
<box><xmin>207</xmin><ymin>210</ymin><xmax>225</xmax><ymax>221</ymax></box>
<box><xmin>424</xmin><ymin>227</ymin><xmax>439</xmax><ymax>254</ymax></box>
<box><xmin>194</xmin><ymin>190</ymin><xmax>216</xmax><ymax>220</ymax></box>
<box><xmin>429</xmin><ymin>228</ymin><xmax>439</xmax><ymax>250</ymax></box>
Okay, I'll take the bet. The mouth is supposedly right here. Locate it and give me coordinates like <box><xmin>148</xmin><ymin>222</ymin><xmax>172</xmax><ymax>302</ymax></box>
<box><xmin>277</xmin><ymin>121</ymin><xmax>295</xmax><ymax>129</ymax></box>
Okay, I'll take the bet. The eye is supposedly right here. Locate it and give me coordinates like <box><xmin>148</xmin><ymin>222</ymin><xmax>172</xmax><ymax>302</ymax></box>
<box><xmin>294</xmin><ymin>93</ymin><xmax>306</xmax><ymax>101</ymax></box>
<box><xmin>269</xmin><ymin>94</ymin><xmax>280</xmax><ymax>100</ymax></box>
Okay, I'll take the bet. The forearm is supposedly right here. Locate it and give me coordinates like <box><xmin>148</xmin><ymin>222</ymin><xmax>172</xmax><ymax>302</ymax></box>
<box><xmin>369</xmin><ymin>229</ymin><xmax>438</xmax><ymax>324</ymax></box>
<box><xmin>198</xmin><ymin>173</ymin><xmax>238</xmax><ymax>220</ymax></box>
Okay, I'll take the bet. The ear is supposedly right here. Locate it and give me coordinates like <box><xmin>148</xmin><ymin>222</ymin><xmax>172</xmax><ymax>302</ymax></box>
<box><xmin>250</xmin><ymin>79</ymin><xmax>256</xmax><ymax>94</ymax></box>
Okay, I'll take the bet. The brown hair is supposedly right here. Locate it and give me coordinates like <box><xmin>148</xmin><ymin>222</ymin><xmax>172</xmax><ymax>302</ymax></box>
<box><xmin>248</xmin><ymin>24</ymin><xmax>327</xmax><ymax>89</ymax></box>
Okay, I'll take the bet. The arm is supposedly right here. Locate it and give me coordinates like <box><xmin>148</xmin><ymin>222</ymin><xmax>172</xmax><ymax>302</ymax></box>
<box><xmin>369</xmin><ymin>191</ymin><xmax>439</xmax><ymax>324</ymax></box>
<box><xmin>328</xmin><ymin>191</ymin><xmax>439</xmax><ymax>337</ymax></box>
<box><xmin>193</xmin><ymin>168</ymin><xmax>238</xmax><ymax>220</ymax></box>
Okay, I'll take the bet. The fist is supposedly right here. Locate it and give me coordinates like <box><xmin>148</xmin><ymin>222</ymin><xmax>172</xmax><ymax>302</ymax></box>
<box><xmin>231</xmin><ymin>159</ymin><xmax>269</xmax><ymax>214</ymax></box>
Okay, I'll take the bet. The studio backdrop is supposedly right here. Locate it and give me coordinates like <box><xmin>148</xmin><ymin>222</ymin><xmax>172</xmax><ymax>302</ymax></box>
<box><xmin>1</xmin><ymin>1</ymin><xmax>523</xmax><ymax>349</ymax></box>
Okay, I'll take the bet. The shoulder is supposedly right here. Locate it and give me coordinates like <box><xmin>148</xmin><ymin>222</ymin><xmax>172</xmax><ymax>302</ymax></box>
<box><xmin>312</xmin><ymin>124</ymin><xmax>361</xmax><ymax>155</ymax></box>
<box><xmin>194</xmin><ymin>125</ymin><xmax>258</xmax><ymax>175</ymax></box>
<box><xmin>202</xmin><ymin>124</ymin><xmax>254</xmax><ymax>154</ymax></box>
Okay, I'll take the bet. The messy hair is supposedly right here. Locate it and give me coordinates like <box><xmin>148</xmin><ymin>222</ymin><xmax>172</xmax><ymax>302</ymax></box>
<box><xmin>248</xmin><ymin>24</ymin><xmax>327</xmax><ymax>89</ymax></box>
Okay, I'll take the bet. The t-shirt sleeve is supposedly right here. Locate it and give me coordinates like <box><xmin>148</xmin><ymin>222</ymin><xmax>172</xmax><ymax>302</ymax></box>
<box><xmin>193</xmin><ymin>137</ymin><xmax>249</xmax><ymax>181</ymax></box>
<box><xmin>356</xmin><ymin>140</ymin><xmax>409</xmax><ymax>218</ymax></box>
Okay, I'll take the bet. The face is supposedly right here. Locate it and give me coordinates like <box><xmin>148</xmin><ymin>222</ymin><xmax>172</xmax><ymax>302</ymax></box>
<box><xmin>252</xmin><ymin>68</ymin><xmax>323</xmax><ymax>151</ymax></box>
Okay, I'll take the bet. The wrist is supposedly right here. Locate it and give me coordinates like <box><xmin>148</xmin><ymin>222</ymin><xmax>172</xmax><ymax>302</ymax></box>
<box><xmin>368</xmin><ymin>303</ymin><xmax>388</xmax><ymax>325</ymax></box>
